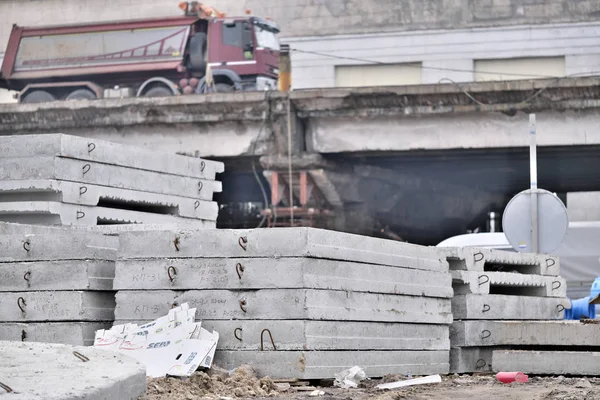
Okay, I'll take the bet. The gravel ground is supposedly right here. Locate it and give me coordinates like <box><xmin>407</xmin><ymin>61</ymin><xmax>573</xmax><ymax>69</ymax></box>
<box><xmin>141</xmin><ymin>366</ymin><xmax>600</xmax><ymax>400</ymax></box>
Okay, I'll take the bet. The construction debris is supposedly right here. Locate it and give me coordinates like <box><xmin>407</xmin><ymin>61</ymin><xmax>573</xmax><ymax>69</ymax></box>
<box><xmin>376</xmin><ymin>374</ymin><xmax>442</xmax><ymax>390</ymax></box>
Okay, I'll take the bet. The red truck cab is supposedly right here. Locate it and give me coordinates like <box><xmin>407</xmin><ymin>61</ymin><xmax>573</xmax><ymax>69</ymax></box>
<box><xmin>0</xmin><ymin>4</ymin><xmax>280</xmax><ymax>103</ymax></box>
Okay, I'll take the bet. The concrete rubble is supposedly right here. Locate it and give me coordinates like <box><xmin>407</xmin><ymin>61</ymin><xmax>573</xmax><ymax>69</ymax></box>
<box><xmin>113</xmin><ymin>227</ymin><xmax>453</xmax><ymax>379</ymax></box>
<box><xmin>0</xmin><ymin>133</ymin><xmax>223</xmax><ymax>229</ymax></box>
<box><xmin>0</xmin><ymin>341</ymin><xmax>145</xmax><ymax>399</ymax></box>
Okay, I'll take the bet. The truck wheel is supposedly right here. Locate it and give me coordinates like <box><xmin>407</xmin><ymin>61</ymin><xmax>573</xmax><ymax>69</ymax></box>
<box><xmin>66</xmin><ymin>89</ymin><xmax>96</xmax><ymax>101</ymax></box>
<box><xmin>20</xmin><ymin>90</ymin><xmax>56</xmax><ymax>104</ymax></box>
<box><xmin>143</xmin><ymin>86</ymin><xmax>174</xmax><ymax>98</ymax></box>
<box><xmin>215</xmin><ymin>83</ymin><xmax>234</xmax><ymax>93</ymax></box>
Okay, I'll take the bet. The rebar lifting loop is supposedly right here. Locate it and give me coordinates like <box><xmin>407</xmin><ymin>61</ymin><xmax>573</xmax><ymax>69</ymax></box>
<box><xmin>260</xmin><ymin>329</ymin><xmax>277</xmax><ymax>351</ymax></box>
<box><xmin>234</xmin><ymin>328</ymin><xmax>243</xmax><ymax>341</ymax></box>
<box><xmin>17</xmin><ymin>297</ymin><xmax>26</xmax><ymax>313</ymax></box>
<box><xmin>167</xmin><ymin>266</ymin><xmax>177</xmax><ymax>283</ymax></box>
<box><xmin>236</xmin><ymin>263</ymin><xmax>245</xmax><ymax>279</ymax></box>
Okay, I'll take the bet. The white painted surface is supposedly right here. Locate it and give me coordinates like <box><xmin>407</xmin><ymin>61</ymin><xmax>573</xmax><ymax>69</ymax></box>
<box><xmin>289</xmin><ymin>22</ymin><xmax>600</xmax><ymax>88</ymax></box>
<box><xmin>335</xmin><ymin>63</ymin><xmax>422</xmax><ymax>87</ymax></box>
<box><xmin>308</xmin><ymin>110</ymin><xmax>600</xmax><ymax>153</ymax></box>
<box><xmin>474</xmin><ymin>56</ymin><xmax>566</xmax><ymax>81</ymax></box>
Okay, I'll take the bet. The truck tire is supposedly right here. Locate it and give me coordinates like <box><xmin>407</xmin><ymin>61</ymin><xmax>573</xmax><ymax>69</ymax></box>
<box><xmin>66</xmin><ymin>88</ymin><xmax>96</xmax><ymax>101</ymax></box>
<box><xmin>215</xmin><ymin>83</ymin><xmax>234</xmax><ymax>93</ymax></box>
<box><xmin>187</xmin><ymin>32</ymin><xmax>207</xmax><ymax>71</ymax></box>
<box><xmin>20</xmin><ymin>90</ymin><xmax>56</xmax><ymax>104</ymax></box>
<box><xmin>143</xmin><ymin>86</ymin><xmax>174</xmax><ymax>98</ymax></box>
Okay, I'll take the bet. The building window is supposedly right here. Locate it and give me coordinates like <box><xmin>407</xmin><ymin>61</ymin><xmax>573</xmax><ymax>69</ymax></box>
<box><xmin>335</xmin><ymin>63</ymin><xmax>422</xmax><ymax>87</ymax></box>
<box><xmin>474</xmin><ymin>57</ymin><xmax>565</xmax><ymax>82</ymax></box>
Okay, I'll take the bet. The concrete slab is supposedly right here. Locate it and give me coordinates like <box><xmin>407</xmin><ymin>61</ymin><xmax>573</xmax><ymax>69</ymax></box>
<box><xmin>114</xmin><ymin>289</ymin><xmax>453</xmax><ymax>324</ymax></box>
<box><xmin>114</xmin><ymin>258</ymin><xmax>453</xmax><ymax>298</ymax></box>
<box><xmin>451</xmin><ymin>320</ymin><xmax>600</xmax><ymax>348</ymax></box>
<box><xmin>0</xmin><ymin>341</ymin><xmax>145</xmax><ymax>399</ymax></box>
<box><xmin>0</xmin><ymin>222</ymin><xmax>119</xmax><ymax>248</ymax></box>
<box><xmin>0</xmin><ymin>260</ymin><xmax>114</xmax><ymax>291</ymax></box>
<box><xmin>493</xmin><ymin>350</ymin><xmax>600</xmax><ymax>376</ymax></box>
<box><xmin>451</xmin><ymin>270</ymin><xmax>567</xmax><ymax>297</ymax></box>
<box><xmin>0</xmin><ymin>179</ymin><xmax>219</xmax><ymax>220</ymax></box>
<box><xmin>450</xmin><ymin>347</ymin><xmax>494</xmax><ymax>374</ymax></box>
<box><xmin>112</xmin><ymin>320</ymin><xmax>449</xmax><ymax>351</ymax></box>
<box><xmin>0</xmin><ymin>133</ymin><xmax>224</xmax><ymax>180</ymax></box>
<box><xmin>0</xmin><ymin>322</ymin><xmax>111</xmax><ymax>346</ymax></box>
<box><xmin>214</xmin><ymin>350</ymin><xmax>449</xmax><ymax>379</ymax></box>
<box><xmin>452</xmin><ymin>294</ymin><xmax>569</xmax><ymax>320</ymax></box>
<box><xmin>0</xmin><ymin>157</ymin><xmax>222</xmax><ymax>199</ymax></box>
<box><xmin>118</xmin><ymin>228</ymin><xmax>448</xmax><ymax>272</ymax></box>
<box><xmin>0</xmin><ymin>201</ymin><xmax>216</xmax><ymax>227</ymax></box>
<box><xmin>0</xmin><ymin>291</ymin><xmax>115</xmax><ymax>322</ymax></box>
<box><xmin>0</xmin><ymin>232</ymin><xmax>116</xmax><ymax>262</ymax></box>
<box><xmin>441</xmin><ymin>247</ymin><xmax>560</xmax><ymax>276</ymax></box>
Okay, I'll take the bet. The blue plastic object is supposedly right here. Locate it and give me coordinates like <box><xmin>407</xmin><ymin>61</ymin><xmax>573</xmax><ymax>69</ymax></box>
<box><xmin>590</xmin><ymin>277</ymin><xmax>600</xmax><ymax>317</ymax></box>
<box><xmin>564</xmin><ymin>297</ymin><xmax>597</xmax><ymax>320</ymax></box>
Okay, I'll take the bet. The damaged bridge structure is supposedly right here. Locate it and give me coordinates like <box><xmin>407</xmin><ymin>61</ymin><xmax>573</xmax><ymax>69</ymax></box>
<box><xmin>2</xmin><ymin>76</ymin><xmax>600</xmax><ymax>244</ymax></box>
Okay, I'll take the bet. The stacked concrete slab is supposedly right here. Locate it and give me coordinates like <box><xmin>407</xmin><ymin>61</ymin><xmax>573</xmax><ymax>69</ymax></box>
<box><xmin>0</xmin><ymin>223</ymin><xmax>118</xmax><ymax>346</ymax></box>
<box><xmin>442</xmin><ymin>247</ymin><xmax>572</xmax><ymax>373</ymax></box>
<box><xmin>112</xmin><ymin>227</ymin><xmax>453</xmax><ymax>379</ymax></box>
<box><xmin>0</xmin><ymin>134</ymin><xmax>223</xmax><ymax>229</ymax></box>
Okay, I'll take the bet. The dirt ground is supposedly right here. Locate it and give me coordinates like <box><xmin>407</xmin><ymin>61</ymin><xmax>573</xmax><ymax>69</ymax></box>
<box><xmin>141</xmin><ymin>366</ymin><xmax>600</xmax><ymax>400</ymax></box>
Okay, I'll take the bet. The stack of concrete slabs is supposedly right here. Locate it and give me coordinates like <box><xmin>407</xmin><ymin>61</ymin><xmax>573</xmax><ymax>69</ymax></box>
<box><xmin>0</xmin><ymin>229</ymin><xmax>117</xmax><ymax>346</ymax></box>
<box><xmin>442</xmin><ymin>247</ymin><xmax>571</xmax><ymax>373</ymax></box>
<box><xmin>113</xmin><ymin>227</ymin><xmax>453</xmax><ymax>379</ymax></box>
<box><xmin>0</xmin><ymin>134</ymin><xmax>223</xmax><ymax>228</ymax></box>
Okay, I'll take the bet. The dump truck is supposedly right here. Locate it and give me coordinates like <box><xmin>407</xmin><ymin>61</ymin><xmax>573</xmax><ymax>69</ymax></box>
<box><xmin>0</xmin><ymin>2</ymin><xmax>280</xmax><ymax>103</ymax></box>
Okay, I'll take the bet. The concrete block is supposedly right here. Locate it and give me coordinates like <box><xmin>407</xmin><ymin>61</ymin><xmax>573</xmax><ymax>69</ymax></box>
<box><xmin>0</xmin><ymin>341</ymin><xmax>145</xmax><ymax>399</ymax></box>
<box><xmin>451</xmin><ymin>320</ymin><xmax>600</xmax><ymax>348</ymax></box>
<box><xmin>214</xmin><ymin>350</ymin><xmax>450</xmax><ymax>379</ymax></box>
<box><xmin>0</xmin><ymin>222</ymin><xmax>119</xmax><ymax>248</ymax></box>
<box><xmin>0</xmin><ymin>201</ymin><xmax>216</xmax><ymax>227</ymax></box>
<box><xmin>202</xmin><ymin>320</ymin><xmax>450</xmax><ymax>351</ymax></box>
<box><xmin>114</xmin><ymin>258</ymin><xmax>453</xmax><ymax>298</ymax></box>
<box><xmin>0</xmin><ymin>179</ymin><xmax>219</xmax><ymax>220</ymax></box>
<box><xmin>441</xmin><ymin>247</ymin><xmax>560</xmax><ymax>276</ymax></box>
<box><xmin>0</xmin><ymin>232</ymin><xmax>116</xmax><ymax>262</ymax></box>
<box><xmin>452</xmin><ymin>294</ymin><xmax>569</xmax><ymax>320</ymax></box>
<box><xmin>0</xmin><ymin>260</ymin><xmax>114</xmax><ymax>291</ymax></box>
<box><xmin>118</xmin><ymin>228</ymin><xmax>448</xmax><ymax>272</ymax></box>
<box><xmin>0</xmin><ymin>322</ymin><xmax>111</xmax><ymax>346</ymax></box>
<box><xmin>0</xmin><ymin>157</ymin><xmax>222</xmax><ymax>199</ymax></box>
<box><xmin>0</xmin><ymin>133</ymin><xmax>224</xmax><ymax>180</ymax></box>
<box><xmin>450</xmin><ymin>347</ymin><xmax>493</xmax><ymax>374</ymax></box>
<box><xmin>113</xmin><ymin>320</ymin><xmax>449</xmax><ymax>351</ymax></box>
<box><xmin>451</xmin><ymin>270</ymin><xmax>566</xmax><ymax>297</ymax></box>
<box><xmin>0</xmin><ymin>291</ymin><xmax>115</xmax><ymax>322</ymax></box>
<box><xmin>114</xmin><ymin>289</ymin><xmax>453</xmax><ymax>324</ymax></box>
<box><xmin>492</xmin><ymin>350</ymin><xmax>600</xmax><ymax>376</ymax></box>
<box><xmin>73</xmin><ymin>222</ymin><xmax>217</xmax><ymax>234</ymax></box>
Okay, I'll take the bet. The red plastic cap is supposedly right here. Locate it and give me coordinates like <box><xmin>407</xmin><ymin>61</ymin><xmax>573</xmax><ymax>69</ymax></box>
<box><xmin>496</xmin><ymin>372</ymin><xmax>529</xmax><ymax>384</ymax></box>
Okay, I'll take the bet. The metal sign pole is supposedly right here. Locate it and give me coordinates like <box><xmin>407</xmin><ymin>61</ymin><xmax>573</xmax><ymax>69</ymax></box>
<box><xmin>529</xmin><ymin>114</ymin><xmax>539</xmax><ymax>253</ymax></box>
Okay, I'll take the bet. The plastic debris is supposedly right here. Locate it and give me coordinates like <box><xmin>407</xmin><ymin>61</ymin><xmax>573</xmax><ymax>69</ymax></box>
<box><xmin>496</xmin><ymin>372</ymin><xmax>529</xmax><ymax>384</ymax></box>
<box><xmin>334</xmin><ymin>366</ymin><xmax>367</xmax><ymax>389</ymax></box>
<box><xmin>376</xmin><ymin>374</ymin><xmax>442</xmax><ymax>390</ymax></box>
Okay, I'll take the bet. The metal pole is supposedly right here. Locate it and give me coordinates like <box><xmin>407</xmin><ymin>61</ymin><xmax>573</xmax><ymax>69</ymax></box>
<box><xmin>529</xmin><ymin>113</ymin><xmax>539</xmax><ymax>253</ymax></box>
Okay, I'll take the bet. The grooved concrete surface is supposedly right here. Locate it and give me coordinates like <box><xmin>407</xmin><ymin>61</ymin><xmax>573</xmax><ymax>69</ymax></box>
<box><xmin>114</xmin><ymin>289</ymin><xmax>452</xmax><ymax>324</ymax></box>
<box><xmin>452</xmin><ymin>294</ymin><xmax>569</xmax><ymax>320</ymax></box>
<box><xmin>114</xmin><ymin>257</ymin><xmax>453</xmax><ymax>298</ymax></box>
<box><xmin>214</xmin><ymin>350</ymin><xmax>450</xmax><ymax>379</ymax></box>
<box><xmin>0</xmin><ymin>322</ymin><xmax>111</xmax><ymax>346</ymax></box>
<box><xmin>0</xmin><ymin>232</ymin><xmax>116</xmax><ymax>262</ymax></box>
<box><xmin>451</xmin><ymin>270</ymin><xmax>567</xmax><ymax>297</ymax></box>
<box><xmin>442</xmin><ymin>247</ymin><xmax>560</xmax><ymax>276</ymax></box>
<box><xmin>0</xmin><ymin>179</ymin><xmax>219</xmax><ymax>220</ymax></box>
<box><xmin>493</xmin><ymin>350</ymin><xmax>600</xmax><ymax>375</ymax></box>
<box><xmin>0</xmin><ymin>157</ymin><xmax>221</xmax><ymax>199</ymax></box>
<box><xmin>451</xmin><ymin>320</ymin><xmax>600</xmax><ymax>347</ymax></box>
<box><xmin>118</xmin><ymin>228</ymin><xmax>447</xmax><ymax>272</ymax></box>
<box><xmin>0</xmin><ymin>341</ymin><xmax>145</xmax><ymax>399</ymax></box>
<box><xmin>0</xmin><ymin>201</ymin><xmax>216</xmax><ymax>226</ymax></box>
<box><xmin>0</xmin><ymin>133</ymin><xmax>224</xmax><ymax>180</ymax></box>
<box><xmin>0</xmin><ymin>260</ymin><xmax>114</xmax><ymax>291</ymax></box>
<box><xmin>0</xmin><ymin>291</ymin><xmax>115</xmax><ymax>322</ymax></box>
<box><xmin>111</xmin><ymin>320</ymin><xmax>450</xmax><ymax>351</ymax></box>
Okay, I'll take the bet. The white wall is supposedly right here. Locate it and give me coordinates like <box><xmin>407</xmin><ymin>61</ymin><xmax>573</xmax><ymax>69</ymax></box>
<box><xmin>288</xmin><ymin>22</ymin><xmax>600</xmax><ymax>89</ymax></box>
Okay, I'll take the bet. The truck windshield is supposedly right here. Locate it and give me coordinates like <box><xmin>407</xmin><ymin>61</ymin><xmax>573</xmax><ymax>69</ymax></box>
<box><xmin>254</xmin><ymin>25</ymin><xmax>280</xmax><ymax>51</ymax></box>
